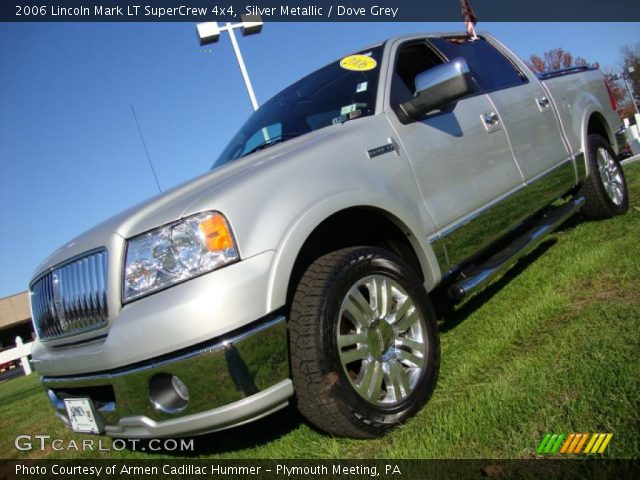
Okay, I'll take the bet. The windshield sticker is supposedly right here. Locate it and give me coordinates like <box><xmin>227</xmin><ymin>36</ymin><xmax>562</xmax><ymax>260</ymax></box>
<box><xmin>340</xmin><ymin>55</ymin><xmax>377</xmax><ymax>72</ymax></box>
<box><xmin>340</xmin><ymin>103</ymin><xmax>367</xmax><ymax>116</ymax></box>
<box><xmin>356</xmin><ymin>81</ymin><xmax>368</xmax><ymax>93</ymax></box>
<box><xmin>333</xmin><ymin>109</ymin><xmax>363</xmax><ymax>125</ymax></box>
<box><xmin>332</xmin><ymin>114</ymin><xmax>348</xmax><ymax>125</ymax></box>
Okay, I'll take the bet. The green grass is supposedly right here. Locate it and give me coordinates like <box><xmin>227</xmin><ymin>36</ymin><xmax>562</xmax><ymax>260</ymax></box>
<box><xmin>2</xmin><ymin>164</ymin><xmax>639</xmax><ymax>460</ymax></box>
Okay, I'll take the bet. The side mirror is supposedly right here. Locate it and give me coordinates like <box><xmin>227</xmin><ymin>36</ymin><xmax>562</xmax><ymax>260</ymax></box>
<box><xmin>398</xmin><ymin>58</ymin><xmax>475</xmax><ymax>123</ymax></box>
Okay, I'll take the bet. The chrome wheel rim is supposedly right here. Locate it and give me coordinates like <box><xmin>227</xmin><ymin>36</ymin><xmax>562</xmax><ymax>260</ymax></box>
<box><xmin>337</xmin><ymin>274</ymin><xmax>427</xmax><ymax>406</ymax></box>
<box><xmin>596</xmin><ymin>147</ymin><xmax>625</xmax><ymax>206</ymax></box>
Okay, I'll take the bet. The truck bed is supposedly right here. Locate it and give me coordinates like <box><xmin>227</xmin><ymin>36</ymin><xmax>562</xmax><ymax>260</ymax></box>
<box><xmin>540</xmin><ymin>68</ymin><xmax>621</xmax><ymax>159</ymax></box>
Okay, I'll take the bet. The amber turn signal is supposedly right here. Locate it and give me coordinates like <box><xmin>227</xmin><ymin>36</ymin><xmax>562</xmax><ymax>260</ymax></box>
<box><xmin>199</xmin><ymin>213</ymin><xmax>234</xmax><ymax>251</ymax></box>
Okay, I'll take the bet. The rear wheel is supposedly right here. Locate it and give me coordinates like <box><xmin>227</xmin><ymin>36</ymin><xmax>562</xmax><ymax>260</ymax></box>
<box><xmin>288</xmin><ymin>247</ymin><xmax>439</xmax><ymax>438</ymax></box>
<box><xmin>579</xmin><ymin>134</ymin><xmax>629</xmax><ymax>219</ymax></box>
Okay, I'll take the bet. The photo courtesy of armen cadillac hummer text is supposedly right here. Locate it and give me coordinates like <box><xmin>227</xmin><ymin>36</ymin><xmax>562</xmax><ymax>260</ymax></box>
<box><xmin>29</xmin><ymin>32</ymin><xmax>628</xmax><ymax>439</ymax></box>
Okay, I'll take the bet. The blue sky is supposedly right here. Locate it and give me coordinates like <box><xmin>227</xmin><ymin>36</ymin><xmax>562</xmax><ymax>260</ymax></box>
<box><xmin>0</xmin><ymin>22</ymin><xmax>639</xmax><ymax>297</ymax></box>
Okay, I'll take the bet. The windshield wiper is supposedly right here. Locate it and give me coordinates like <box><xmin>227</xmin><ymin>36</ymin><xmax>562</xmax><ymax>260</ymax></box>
<box><xmin>242</xmin><ymin>133</ymin><xmax>302</xmax><ymax>158</ymax></box>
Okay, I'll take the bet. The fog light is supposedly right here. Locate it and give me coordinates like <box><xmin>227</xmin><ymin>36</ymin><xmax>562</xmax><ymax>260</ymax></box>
<box><xmin>149</xmin><ymin>374</ymin><xmax>189</xmax><ymax>414</ymax></box>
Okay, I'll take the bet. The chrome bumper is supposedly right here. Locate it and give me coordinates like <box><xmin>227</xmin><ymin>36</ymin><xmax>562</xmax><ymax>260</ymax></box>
<box><xmin>41</xmin><ymin>315</ymin><xmax>292</xmax><ymax>438</ymax></box>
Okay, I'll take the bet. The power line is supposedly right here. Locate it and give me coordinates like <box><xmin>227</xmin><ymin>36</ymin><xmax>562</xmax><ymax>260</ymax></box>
<box><xmin>130</xmin><ymin>105</ymin><xmax>162</xmax><ymax>193</ymax></box>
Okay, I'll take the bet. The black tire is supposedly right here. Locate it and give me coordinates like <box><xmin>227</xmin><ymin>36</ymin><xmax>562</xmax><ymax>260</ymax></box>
<box><xmin>579</xmin><ymin>134</ymin><xmax>629</xmax><ymax>219</ymax></box>
<box><xmin>288</xmin><ymin>247</ymin><xmax>440</xmax><ymax>438</ymax></box>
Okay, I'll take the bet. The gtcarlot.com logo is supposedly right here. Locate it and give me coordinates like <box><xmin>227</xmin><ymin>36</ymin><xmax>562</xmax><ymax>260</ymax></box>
<box><xmin>537</xmin><ymin>433</ymin><xmax>613</xmax><ymax>455</ymax></box>
<box><xmin>14</xmin><ymin>434</ymin><xmax>194</xmax><ymax>452</ymax></box>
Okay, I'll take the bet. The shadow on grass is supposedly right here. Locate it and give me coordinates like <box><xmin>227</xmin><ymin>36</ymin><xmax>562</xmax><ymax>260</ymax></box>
<box><xmin>130</xmin><ymin>404</ymin><xmax>305</xmax><ymax>457</ymax></box>
<box><xmin>554</xmin><ymin>212</ymin><xmax>585</xmax><ymax>233</ymax></box>
<box><xmin>437</xmin><ymin>239</ymin><xmax>558</xmax><ymax>334</ymax></box>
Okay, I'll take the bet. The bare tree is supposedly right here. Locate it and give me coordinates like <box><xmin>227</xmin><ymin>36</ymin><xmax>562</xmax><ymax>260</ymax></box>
<box><xmin>528</xmin><ymin>54</ymin><xmax>545</xmax><ymax>73</ymax></box>
<box><xmin>602</xmin><ymin>66</ymin><xmax>626</xmax><ymax>106</ymax></box>
<box><xmin>620</xmin><ymin>44</ymin><xmax>640</xmax><ymax>106</ymax></box>
<box><xmin>574</xmin><ymin>57</ymin><xmax>588</xmax><ymax>67</ymax></box>
<box><xmin>526</xmin><ymin>48</ymin><xmax>595</xmax><ymax>73</ymax></box>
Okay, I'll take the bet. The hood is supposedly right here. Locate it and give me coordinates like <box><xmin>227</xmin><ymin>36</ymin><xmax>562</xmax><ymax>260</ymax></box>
<box><xmin>31</xmin><ymin>127</ymin><xmax>337</xmax><ymax>278</ymax></box>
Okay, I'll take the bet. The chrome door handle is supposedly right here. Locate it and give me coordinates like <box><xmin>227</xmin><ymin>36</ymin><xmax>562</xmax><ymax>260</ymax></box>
<box><xmin>536</xmin><ymin>96</ymin><xmax>551</xmax><ymax>111</ymax></box>
<box><xmin>481</xmin><ymin>111</ymin><xmax>500</xmax><ymax>132</ymax></box>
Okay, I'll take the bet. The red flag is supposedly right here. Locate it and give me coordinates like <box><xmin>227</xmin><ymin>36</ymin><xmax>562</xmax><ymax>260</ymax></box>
<box><xmin>459</xmin><ymin>0</ymin><xmax>478</xmax><ymax>39</ymax></box>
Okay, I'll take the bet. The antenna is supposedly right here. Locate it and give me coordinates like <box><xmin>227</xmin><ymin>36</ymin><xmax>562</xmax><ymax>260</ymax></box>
<box><xmin>130</xmin><ymin>105</ymin><xmax>162</xmax><ymax>193</ymax></box>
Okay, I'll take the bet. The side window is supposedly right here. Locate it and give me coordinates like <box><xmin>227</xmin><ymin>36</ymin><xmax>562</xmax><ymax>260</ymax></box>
<box><xmin>429</xmin><ymin>37</ymin><xmax>526</xmax><ymax>92</ymax></box>
<box><xmin>390</xmin><ymin>41</ymin><xmax>445</xmax><ymax>109</ymax></box>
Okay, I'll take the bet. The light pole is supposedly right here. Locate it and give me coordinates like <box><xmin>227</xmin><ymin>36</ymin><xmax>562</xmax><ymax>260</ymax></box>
<box><xmin>622</xmin><ymin>66</ymin><xmax>639</xmax><ymax>116</ymax></box>
<box><xmin>196</xmin><ymin>16</ymin><xmax>263</xmax><ymax>111</ymax></box>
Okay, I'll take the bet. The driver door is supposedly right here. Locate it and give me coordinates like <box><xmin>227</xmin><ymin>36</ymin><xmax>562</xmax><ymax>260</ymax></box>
<box><xmin>385</xmin><ymin>39</ymin><xmax>525</xmax><ymax>271</ymax></box>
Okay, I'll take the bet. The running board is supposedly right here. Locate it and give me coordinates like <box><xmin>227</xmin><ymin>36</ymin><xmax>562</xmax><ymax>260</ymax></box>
<box><xmin>447</xmin><ymin>197</ymin><xmax>585</xmax><ymax>301</ymax></box>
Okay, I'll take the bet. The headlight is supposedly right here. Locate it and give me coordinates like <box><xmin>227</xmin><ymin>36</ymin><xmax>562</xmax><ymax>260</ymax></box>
<box><xmin>123</xmin><ymin>211</ymin><xmax>239</xmax><ymax>302</ymax></box>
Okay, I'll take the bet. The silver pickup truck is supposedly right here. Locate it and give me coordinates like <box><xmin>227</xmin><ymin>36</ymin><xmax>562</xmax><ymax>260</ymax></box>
<box><xmin>30</xmin><ymin>32</ymin><xmax>628</xmax><ymax>439</ymax></box>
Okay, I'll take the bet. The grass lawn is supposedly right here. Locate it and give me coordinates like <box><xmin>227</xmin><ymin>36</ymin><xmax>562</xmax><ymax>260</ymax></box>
<box><xmin>1</xmin><ymin>163</ymin><xmax>639</xmax><ymax>460</ymax></box>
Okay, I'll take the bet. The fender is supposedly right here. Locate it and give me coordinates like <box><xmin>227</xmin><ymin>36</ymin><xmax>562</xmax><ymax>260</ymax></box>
<box><xmin>580</xmin><ymin>106</ymin><xmax>616</xmax><ymax>180</ymax></box>
<box><xmin>265</xmin><ymin>190</ymin><xmax>441</xmax><ymax>313</ymax></box>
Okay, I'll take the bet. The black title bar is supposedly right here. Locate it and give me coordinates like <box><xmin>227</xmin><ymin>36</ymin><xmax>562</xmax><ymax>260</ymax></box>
<box><xmin>4</xmin><ymin>459</ymin><xmax>640</xmax><ymax>479</ymax></box>
<box><xmin>3</xmin><ymin>0</ymin><xmax>640</xmax><ymax>22</ymax></box>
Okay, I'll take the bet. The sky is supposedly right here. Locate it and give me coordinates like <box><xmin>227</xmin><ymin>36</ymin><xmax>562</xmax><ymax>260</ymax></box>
<box><xmin>0</xmin><ymin>21</ymin><xmax>639</xmax><ymax>297</ymax></box>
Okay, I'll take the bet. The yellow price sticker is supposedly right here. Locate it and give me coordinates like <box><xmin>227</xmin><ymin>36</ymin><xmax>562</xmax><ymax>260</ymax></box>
<box><xmin>339</xmin><ymin>55</ymin><xmax>377</xmax><ymax>72</ymax></box>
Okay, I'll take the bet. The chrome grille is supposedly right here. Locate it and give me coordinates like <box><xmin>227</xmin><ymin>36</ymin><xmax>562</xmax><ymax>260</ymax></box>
<box><xmin>30</xmin><ymin>250</ymin><xmax>108</xmax><ymax>341</ymax></box>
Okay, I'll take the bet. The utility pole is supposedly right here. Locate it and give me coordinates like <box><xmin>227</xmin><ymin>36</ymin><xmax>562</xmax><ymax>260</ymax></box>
<box><xmin>623</xmin><ymin>66</ymin><xmax>640</xmax><ymax>115</ymax></box>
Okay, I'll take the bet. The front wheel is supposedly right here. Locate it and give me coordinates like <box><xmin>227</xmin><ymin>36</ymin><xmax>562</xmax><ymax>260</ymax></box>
<box><xmin>288</xmin><ymin>247</ymin><xmax>440</xmax><ymax>438</ymax></box>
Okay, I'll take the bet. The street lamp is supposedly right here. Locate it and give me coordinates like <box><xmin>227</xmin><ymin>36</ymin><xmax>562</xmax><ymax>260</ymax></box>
<box><xmin>196</xmin><ymin>15</ymin><xmax>263</xmax><ymax>111</ymax></box>
<box><xmin>622</xmin><ymin>66</ymin><xmax>640</xmax><ymax>116</ymax></box>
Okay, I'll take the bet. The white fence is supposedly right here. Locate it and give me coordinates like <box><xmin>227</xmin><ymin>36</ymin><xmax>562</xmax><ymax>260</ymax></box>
<box><xmin>624</xmin><ymin>113</ymin><xmax>640</xmax><ymax>156</ymax></box>
<box><xmin>0</xmin><ymin>336</ymin><xmax>33</xmax><ymax>376</ymax></box>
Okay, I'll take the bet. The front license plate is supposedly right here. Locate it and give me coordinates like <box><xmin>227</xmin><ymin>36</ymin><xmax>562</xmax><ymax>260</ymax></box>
<box><xmin>64</xmin><ymin>398</ymin><xmax>101</xmax><ymax>434</ymax></box>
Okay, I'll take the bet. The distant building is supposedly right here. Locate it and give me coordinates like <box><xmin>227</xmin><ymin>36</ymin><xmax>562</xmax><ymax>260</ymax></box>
<box><xmin>0</xmin><ymin>292</ymin><xmax>34</xmax><ymax>349</ymax></box>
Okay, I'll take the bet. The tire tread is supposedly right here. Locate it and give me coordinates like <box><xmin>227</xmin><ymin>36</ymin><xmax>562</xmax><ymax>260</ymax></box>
<box><xmin>289</xmin><ymin>248</ymin><xmax>384</xmax><ymax>438</ymax></box>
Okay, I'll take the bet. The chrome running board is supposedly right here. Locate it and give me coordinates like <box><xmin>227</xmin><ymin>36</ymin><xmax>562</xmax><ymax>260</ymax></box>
<box><xmin>447</xmin><ymin>197</ymin><xmax>585</xmax><ymax>301</ymax></box>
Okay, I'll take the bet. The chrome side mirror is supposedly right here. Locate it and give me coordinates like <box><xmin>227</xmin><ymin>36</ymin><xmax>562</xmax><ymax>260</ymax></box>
<box><xmin>398</xmin><ymin>58</ymin><xmax>475</xmax><ymax>123</ymax></box>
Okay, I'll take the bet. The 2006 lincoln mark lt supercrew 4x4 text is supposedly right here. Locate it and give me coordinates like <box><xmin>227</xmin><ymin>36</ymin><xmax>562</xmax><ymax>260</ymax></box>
<box><xmin>30</xmin><ymin>32</ymin><xmax>628</xmax><ymax>439</ymax></box>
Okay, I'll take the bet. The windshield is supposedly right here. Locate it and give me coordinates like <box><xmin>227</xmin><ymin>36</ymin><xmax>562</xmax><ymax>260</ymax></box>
<box><xmin>213</xmin><ymin>45</ymin><xmax>383</xmax><ymax>168</ymax></box>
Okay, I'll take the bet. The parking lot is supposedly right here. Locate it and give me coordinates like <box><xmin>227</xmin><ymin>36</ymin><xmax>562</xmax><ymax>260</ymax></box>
<box><xmin>0</xmin><ymin>364</ymin><xmax>24</xmax><ymax>383</ymax></box>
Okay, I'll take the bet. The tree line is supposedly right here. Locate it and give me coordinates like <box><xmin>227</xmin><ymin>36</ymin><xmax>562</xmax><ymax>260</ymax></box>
<box><xmin>527</xmin><ymin>45</ymin><xmax>640</xmax><ymax>119</ymax></box>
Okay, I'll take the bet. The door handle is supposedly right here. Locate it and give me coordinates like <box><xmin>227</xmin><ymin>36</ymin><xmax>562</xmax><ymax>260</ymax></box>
<box><xmin>481</xmin><ymin>111</ymin><xmax>501</xmax><ymax>132</ymax></box>
<box><xmin>536</xmin><ymin>96</ymin><xmax>551</xmax><ymax>111</ymax></box>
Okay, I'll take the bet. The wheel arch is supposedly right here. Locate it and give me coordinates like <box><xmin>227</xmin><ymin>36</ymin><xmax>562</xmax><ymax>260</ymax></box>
<box><xmin>581</xmin><ymin>109</ymin><xmax>617</xmax><ymax>178</ymax></box>
<box><xmin>265</xmin><ymin>199</ymin><xmax>440</xmax><ymax>314</ymax></box>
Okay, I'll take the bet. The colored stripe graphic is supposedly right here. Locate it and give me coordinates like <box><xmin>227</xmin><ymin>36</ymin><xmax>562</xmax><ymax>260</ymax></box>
<box><xmin>549</xmin><ymin>434</ymin><xmax>565</xmax><ymax>453</ymax></box>
<box><xmin>567</xmin><ymin>433</ymin><xmax>584</xmax><ymax>453</ymax></box>
<box><xmin>537</xmin><ymin>434</ymin><xmax>566</xmax><ymax>453</ymax></box>
<box><xmin>560</xmin><ymin>434</ymin><xmax>575</xmax><ymax>453</ymax></box>
<box><xmin>589</xmin><ymin>434</ymin><xmax>607</xmax><ymax>453</ymax></box>
<box><xmin>537</xmin><ymin>434</ymin><xmax>552</xmax><ymax>454</ymax></box>
<box><xmin>584</xmin><ymin>434</ymin><xmax>599</xmax><ymax>453</ymax></box>
<box><xmin>539</xmin><ymin>433</ymin><xmax>612</xmax><ymax>454</ymax></box>
<box><xmin>597</xmin><ymin>433</ymin><xmax>613</xmax><ymax>453</ymax></box>
<box><xmin>574</xmin><ymin>433</ymin><xmax>589</xmax><ymax>453</ymax></box>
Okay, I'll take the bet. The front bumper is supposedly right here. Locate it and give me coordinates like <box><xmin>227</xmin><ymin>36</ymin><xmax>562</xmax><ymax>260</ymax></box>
<box><xmin>32</xmin><ymin>251</ymin><xmax>278</xmax><ymax>376</ymax></box>
<box><xmin>41</xmin><ymin>315</ymin><xmax>292</xmax><ymax>438</ymax></box>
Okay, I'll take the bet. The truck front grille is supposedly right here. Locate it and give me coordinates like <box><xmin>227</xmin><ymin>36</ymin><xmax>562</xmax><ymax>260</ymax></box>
<box><xmin>30</xmin><ymin>250</ymin><xmax>109</xmax><ymax>341</ymax></box>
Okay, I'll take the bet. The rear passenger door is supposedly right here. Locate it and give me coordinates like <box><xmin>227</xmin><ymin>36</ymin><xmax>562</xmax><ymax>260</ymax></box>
<box><xmin>429</xmin><ymin>36</ymin><xmax>575</xmax><ymax>199</ymax></box>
